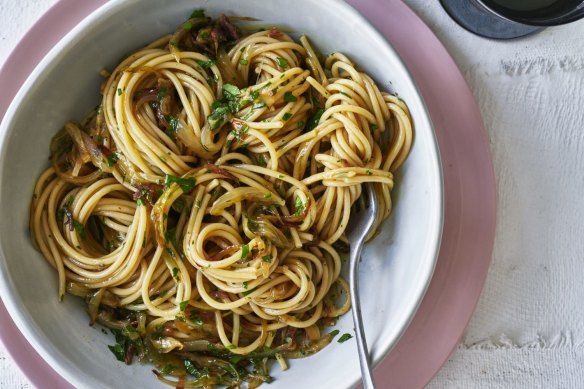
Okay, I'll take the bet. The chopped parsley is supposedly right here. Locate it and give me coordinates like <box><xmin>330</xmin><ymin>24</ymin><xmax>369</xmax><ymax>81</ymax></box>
<box><xmin>242</xmin><ymin>287</ymin><xmax>256</xmax><ymax>297</ymax></box>
<box><xmin>223</xmin><ymin>83</ymin><xmax>240</xmax><ymax>99</ymax></box>
<box><xmin>117</xmin><ymin>88</ymin><xmax>123</xmax><ymax>96</ymax></box>
<box><xmin>172</xmin><ymin>267</ymin><xmax>179</xmax><ymax>278</ymax></box>
<box><xmin>136</xmin><ymin>198</ymin><xmax>145</xmax><ymax>206</ymax></box>
<box><xmin>252</xmin><ymin>101</ymin><xmax>267</xmax><ymax>110</ymax></box>
<box><xmin>276</xmin><ymin>57</ymin><xmax>289</xmax><ymax>68</ymax></box>
<box><xmin>108</xmin><ymin>343</ymin><xmax>125</xmax><ymax>362</ymax></box>
<box><xmin>239</xmin><ymin>58</ymin><xmax>249</xmax><ymax>65</ymax></box>
<box><xmin>338</xmin><ymin>333</ymin><xmax>353</xmax><ymax>343</ymax></box>
<box><xmin>243</xmin><ymin>281</ymin><xmax>248</xmax><ymax>289</ymax></box>
<box><xmin>294</xmin><ymin>196</ymin><xmax>305</xmax><ymax>216</ymax></box>
<box><xmin>165</xmin><ymin>174</ymin><xmax>196</xmax><ymax>192</ymax></box>
<box><xmin>231</xmin><ymin>125</ymin><xmax>249</xmax><ymax>141</ymax></box>
<box><xmin>329</xmin><ymin>329</ymin><xmax>340</xmax><ymax>337</ymax></box>
<box><xmin>227</xmin><ymin>344</ymin><xmax>236</xmax><ymax>350</ymax></box>
<box><xmin>207</xmin><ymin>84</ymin><xmax>241</xmax><ymax>130</ymax></box>
<box><xmin>73</xmin><ymin>220</ymin><xmax>86</xmax><ymax>240</ymax></box>
<box><xmin>370</xmin><ymin>124</ymin><xmax>378</xmax><ymax>131</ymax></box>
<box><xmin>182</xmin><ymin>21</ymin><xmax>193</xmax><ymax>30</ymax></box>
<box><xmin>262</xmin><ymin>255</ymin><xmax>273</xmax><ymax>263</ymax></box>
<box><xmin>165</xmin><ymin>115</ymin><xmax>179</xmax><ymax>137</ymax></box>
<box><xmin>306</xmin><ymin>109</ymin><xmax>324</xmax><ymax>132</ymax></box>
<box><xmin>105</xmin><ymin>152</ymin><xmax>118</xmax><ymax>167</ymax></box>
<box><xmin>283</xmin><ymin>91</ymin><xmax>297</xmax><ymax>103</ymax></box>
<box><xmin>157</xmin><ymin>87</ymin><xmax>168</xmax><ymax>100</ymax></box>
<box><xmin>241</xmin><ymin>244</ymin><xmax>249</xmax><ymax>260</ymax></box>
<box><xmin>197</xmin><ymin>59</ymin><xmax>217</xmax><ymax>69</ymax></box>
<box><xmin>184</xmin><ymin>359</ymin><xmax>208</xmax><ymax>378</ymax></box>
<box><xmin>190</xmin><ymin>9</ymin><xmax>205</xmax><ymax>18</ymax></box>
<box><xmin>282</xmin><ymin>112</ymin><xmax>293</xmax><ymax>121</ymax></box>
<box><xmin>263</xmin><ymin>193</ymin><xmax>272</xmax><ymax>199</ymax></box>
<box><xmin>179</xmin><ymin>300</ymin><xmax>189</xmax><ymax>311</ymax></box>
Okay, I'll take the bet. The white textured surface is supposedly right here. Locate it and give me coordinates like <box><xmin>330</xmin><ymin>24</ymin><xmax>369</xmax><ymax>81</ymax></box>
<box><xmin>1</xmin><ymin>0</ymin><xmax>583</xmax><ymax>388</ymax></box>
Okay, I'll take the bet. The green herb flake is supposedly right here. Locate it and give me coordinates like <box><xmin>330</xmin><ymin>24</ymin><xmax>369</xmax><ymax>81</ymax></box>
<box><xmin>242</xmin><ymin>287</ymin><xmax>256</xmax><ymax>297</ymax></box>
<box><xmin>241</xmin><ymin>244</ymin><xmax>250</xmax><ymax>260</ymax></box>
<box><xmin>117</xmin><ymin>88</ymin><xmax>123</xmax><ymax>96</ymax></box>
<box><xmin>160</xmin><ymin>364</ymin><xmax>177</xmax><ymax>375</ymax></box>
<box><xmin>262</xmin><ymin>255</ymin><xmax>273</xmax><ymax>263</ymax></box>
<box><xmin>263</xmin><ymin>193</ymin><xmax>272</xmax><ymax>199</ymax></box>
<box><xmin>105</xmin><ymin>152</ymin><xmax>118</xmax><ymax>167</ymax></box>
<box><xmin>190</xmin><ymin>9</ymin><xmax>205</xmax><ymax>18</ymax></box>
<box><xmin>239</xmin><ymin>58</ymin><xmax>249</xmax><ymax>65</ymax></box>
<box><xmin>172</xmin><ymin>267</ymin><xmax>179</xmax><ymax>278</ymax></box>
<box><xmin>179</xmin><ymin>300</ymin><xmax>189</xmax><ymax>311</ymax></box>
<box><xmin>294</xmin><ymin>196</ymin><xmax>305</xmax><ymax>216</ymax></box>
<box><xmin>227</xmin><ymin>344</ymin><xmax>236</xmax><ymax>350</ymax></box>
<box><xmin>338</xmin><ymin>333</ymin><xmax>353</xmax><ymax>343</ymax></box>
<box><xmin>197</xmin><ymin>59</ymin><xmax>217</xmax><ymax>69</ymax></box>
<box><xmin>157</xmin><ymin>87</ymin><xmax>168</xmax><ymax>100</ymax></box>
<box><xmin>329</xmin><ymin>329</ymin><xmax>340</xmax><ymax>337</ymax></box>
<box><xmin>73</xmin><ymin>220</ymin><xmax>86</xmax><ymax>240</ymax></box>
<box><xmin>182</xmin><ymin>21</ymin><xmax>193</xmax><ymax>30</ymax></box>
<box><xmin>107</xmin><ymin>343</ymin><xmax>125</xmax><ymax>362</ymax></box>
<box><xmin>223</xmin><ymin>83</ymin><xmax>240</xmax><ymax>99</ymax></box>
<box><xmin>229</xmin><ymin>355</ymin><xmax>242</xmax><ymax>364</ymax></box>
<box><xmin>165</xmin><ymin>174</ymin><xmax>196</xmax><ymax>192</ymax></box>
<box><xmin>231</xmin><ymin>125</ymin><xmax>249</xmax><ymax>141</ymax></box>
<box><xmin>165</xmin><ymin>115</ymin><xmax>179</xmax><ymax>137</ymax></box>
<box><xmin>307</xmin><ymin>109</ymin><xmax>324</xmax><ymax>132</ymax></box>
<box><xmin>370</xmin><ymin>124</ymin><xmax>378</xmax><ymax>131</ymax></box>
<box><xmin>297</xmin><ymin>120</ymin><xmax>305</xmax><ymax>129</ymax></box>
<box><xmin>283</xmin><ymin>91</ymin><xmax>297</xmax><ymax>103</ymax></box>
<box><xmin>276</xmin><ymin>57</ymin><xmax>289</xmax><ymax>68</ymax></box>
<box><xmin>366</xmin><ymin>169</ymin><xmax>372</xmax><ymax>176</ymax></box>
<box><xmin>184</xmin><ymin>359</ymin><xmax>201</xmax><ymax>377</ymax></box>
<box><xmin>136</xmin><ymin>198</ymin><xmax>145</xmax><ymax>206</ymax></box>
<box><xmin>252</xmin><ymin>101</ymin><xmax>267</xmax><ymax>110</ymax></box>
<box><xmin>243</xmin><ymin>281</ymin><xmax>248</xmax><ymax>289</ymax></box>
<box><xmin>283</xmin><ymin>112</ymin><xmax>293</xmax><ymax>121</ymax></box>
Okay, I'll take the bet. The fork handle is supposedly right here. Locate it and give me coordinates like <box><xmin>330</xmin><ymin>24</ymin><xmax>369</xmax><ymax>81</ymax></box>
<box><xmin>350</xmin><ymin>245</ymin><xmax>376</xmax><ymax>389</ymax></box>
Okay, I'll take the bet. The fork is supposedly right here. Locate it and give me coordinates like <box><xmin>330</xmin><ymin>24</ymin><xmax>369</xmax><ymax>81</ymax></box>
<box><xmin>345</xmin><ymin>183</ymin><xmax>379</xmax><ymax>389</ymax></box>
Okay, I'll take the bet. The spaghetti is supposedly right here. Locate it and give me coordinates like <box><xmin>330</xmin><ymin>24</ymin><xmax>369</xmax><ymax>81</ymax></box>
<box><xmin>30</xmin><ymin>11</ymin><xmax>412</xmax><ymax>388</ymax></box>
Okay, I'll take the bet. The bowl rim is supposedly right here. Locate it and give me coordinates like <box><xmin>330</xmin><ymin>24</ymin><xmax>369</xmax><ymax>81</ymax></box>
<box><xmin>0</xmin><ymin>0</ymin><xmax>443</xmax><ymax>387</ymax></box>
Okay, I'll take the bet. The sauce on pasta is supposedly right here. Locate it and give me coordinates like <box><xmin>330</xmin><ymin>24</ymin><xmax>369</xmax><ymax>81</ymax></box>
<box><xmin>29</xmin><ymin>10</ymin><xmax>412</xmax><ymax>387</ymax></box>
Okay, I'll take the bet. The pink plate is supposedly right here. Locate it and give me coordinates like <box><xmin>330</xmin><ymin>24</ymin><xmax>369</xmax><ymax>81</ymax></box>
<box><xmin>0</xmin><ymin>0</ymin><xmax>496</xmax><ymax>388</ymax></box>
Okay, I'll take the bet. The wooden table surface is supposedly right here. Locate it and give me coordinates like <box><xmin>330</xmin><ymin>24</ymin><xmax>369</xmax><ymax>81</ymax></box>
<box><xmin>1</xmin><ymin>1</ymin><xmax>584</xmax><ymax>388</ymax></box>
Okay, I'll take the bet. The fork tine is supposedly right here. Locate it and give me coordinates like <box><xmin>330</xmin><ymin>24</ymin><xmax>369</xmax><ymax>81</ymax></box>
<box><xmin>367</xmin><ymin>183</ymin><xmax>378</xmax><ymax>214</ymax></box>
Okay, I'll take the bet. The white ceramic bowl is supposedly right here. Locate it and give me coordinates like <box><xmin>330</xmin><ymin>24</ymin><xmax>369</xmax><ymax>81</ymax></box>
<box><xmin>0</xmin><ymin>0</ymin><xmax>442</xmax><ymax>388</ymax></box>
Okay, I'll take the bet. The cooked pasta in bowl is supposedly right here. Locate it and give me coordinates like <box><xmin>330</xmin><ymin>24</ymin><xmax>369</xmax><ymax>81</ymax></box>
<box><xmin>0</xmin><ymin>1</ymin><xmax>442</xmax><ymax>388</ymax></box>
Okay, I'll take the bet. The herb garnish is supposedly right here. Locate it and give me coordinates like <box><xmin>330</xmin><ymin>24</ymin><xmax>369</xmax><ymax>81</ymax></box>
<box><xmin>241</xmin><ymin>244</ymin><xmax>249</xmax><ymax>260</ymax></box>
<box><xmin>165</xmin><ymin>174</ymin><xmax>196</xmax><ymax>192</ymax></box>
<box><xmin>294</xmin><ymin>196</ymin><xmax>305</xmax><ymax>216</ymax></box>
<box><xmin>338</xmin><ymin>333</ymin><xmax>353</xmax><ymax>343</ymax></box>
<box><xmin>276</xmin><ymin>57</ymin><xmax>289</xmax><ymax>68</ymax></box>
<box><xmin>283</xmin><ymin>91</ymin><xmax>297</xmax><ymax>103</ymax></box>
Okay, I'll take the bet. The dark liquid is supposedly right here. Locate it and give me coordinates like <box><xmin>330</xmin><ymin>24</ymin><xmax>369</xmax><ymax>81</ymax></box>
<box><xmin>489</xmin><ymin>0</ymin><xmax>562</xmax><ymax>11</ymax></box>
<box><xmin>482</xmin><ymin>0</ymin><xmax>583</xmax><ymax>20</ymax></box>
